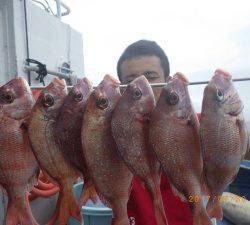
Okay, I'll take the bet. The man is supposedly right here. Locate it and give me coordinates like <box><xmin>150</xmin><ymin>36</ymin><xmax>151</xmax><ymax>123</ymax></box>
<box><xmin>117</xmin><ymin>40</ymin><xmax>250</xmax><ymax>225</ymax></box>
<box><xmin>117</xmin><ymin>40</ymin><xmax>193</xmax><ymax>225</ymax></box>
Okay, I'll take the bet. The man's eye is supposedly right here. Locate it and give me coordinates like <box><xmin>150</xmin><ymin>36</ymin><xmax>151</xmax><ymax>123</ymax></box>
<box><xmin>144</xmin><ymin>72</ymin><xmax>159</xmax><ymax>79</ymax></box>
<box><xmin>144</xmin><ymin>71</ymin><xmax>152</xmax><ymax>76</ymax></box>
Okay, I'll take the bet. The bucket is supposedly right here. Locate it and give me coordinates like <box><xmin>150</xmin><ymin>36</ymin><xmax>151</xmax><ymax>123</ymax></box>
<box><xmin>68</xmin><ymin>182</ymin><xmax>113</xmax><ymax>225</ymax></box>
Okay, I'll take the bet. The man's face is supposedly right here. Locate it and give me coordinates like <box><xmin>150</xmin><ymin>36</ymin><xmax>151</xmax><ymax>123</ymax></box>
<box><xmin>120</xmin><ymin>55</ymin><xmax>166</xmax><ymax>100</ymax></box>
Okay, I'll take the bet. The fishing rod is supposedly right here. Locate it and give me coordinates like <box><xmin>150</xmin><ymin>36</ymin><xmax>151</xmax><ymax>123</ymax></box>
<box><xmin>30</xmin><ymin>77</ymin><xmax>250</xmax><ymax>89</ymax></box>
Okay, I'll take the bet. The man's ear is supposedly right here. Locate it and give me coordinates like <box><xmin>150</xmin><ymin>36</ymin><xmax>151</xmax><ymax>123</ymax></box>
<box><xmin>165</xmin><ymin>76</ymin><xmax>172</xmax><ymax>83</ymax></box>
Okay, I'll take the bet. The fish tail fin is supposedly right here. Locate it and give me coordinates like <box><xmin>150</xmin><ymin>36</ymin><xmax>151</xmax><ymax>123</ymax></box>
<box><xmin>200</xmin><ymin>173</ymin><xmax>210</xmax><ymax>196</ymax></box>
<box><xmin>112</xmin><ymin>200</ymin><xmax>130</xmax><ymax>225</ymax></box>
<box><xmin>193</xmin><ymin>203</ymin><xmax>213</xmax><ymax>225</ymax></box>
<box><xmin>206</xmin><ymin>196</ymin><xmax>223</xmax><ymax>220</ymax></box>
<box><xmin>112</xmin><ymin>217</ymin><xmax>130</xmax><ymax>225</ymax></box>
<box><xmin>79</xmin><ymin>180</ymin><xmax>98</xmax><ymax>205</ymax></box>
<box><xmin>46</xmin><ymin>184</ymin><xmax>82</xmax><ymax>225</ymax></box>
<box><xmin>152</xmin><ymin>196</ymin><xmax>169</xmax><ymax>225</ymax></box>
<box><xmin>170</xmin><ymin>183</ymin><xmax>187</xmax><ymax>202</ymax></box>
<box><xmin>6</xmin><ymin>194</ymin><xmax>38</xmax><ymax>225</ymax></box>
<box><xmin>146</xmin><ymin>181</ymin><xmax>168</xmax><ymax>225</ymax></box>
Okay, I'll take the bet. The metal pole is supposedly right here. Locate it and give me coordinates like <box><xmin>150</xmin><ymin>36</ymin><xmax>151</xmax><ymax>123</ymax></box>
<box><xmin>56</xmin><ymin>0</ymin><xmax>61</xmax><ymax>19</ymax></box>
<box><xmin>24</xmin><ymin>0</ymin><xmax>31</xmax><ymax>85</ymax></box>
<box><xmin>30</xmin><ymin>77</ymin><xmax>250</xmax><ymax>89</ymax></box>
<box><xmin>119</xmin><ymin>77</ymin><xmax>250</xmax><ymax>88</ymax></box>
<box><xmin>31</xmin><ymin>85</ymin><xmax>73</xmax><ymax>89</ymax></box>
<box><xmin>24</xmin><ymin>66</ymin><xmax>70</xmax><ymax>80</ymax></box>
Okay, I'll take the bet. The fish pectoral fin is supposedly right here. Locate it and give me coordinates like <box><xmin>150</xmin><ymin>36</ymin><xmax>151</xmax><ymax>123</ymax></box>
<box><xmin>236</xmin><ymin>118</ymin><xmax>248</xmax><ymax>159</ymax></box>
<box><xmin>20</xmin><ymin>119</ymin><xmax>29</xmax><ymax>131</ymax></box>
<box><xmin>19</xmin><ymin>115</ymin><xmax>32</xmax><ymax>131</ymax></box>
<box><xmin>170</xmin><ymin>184</ymin><xmax>187</xmax><ymax>203</ymax></box>
<box><xmin>187</xmin><ymin>113</ymin><xmax>198</xmax><ymax>128</ymax></box>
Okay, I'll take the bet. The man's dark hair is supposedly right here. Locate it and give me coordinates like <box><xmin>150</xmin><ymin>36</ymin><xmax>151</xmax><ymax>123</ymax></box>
<box><xmin>117</xmin><ymin>40</ymin><xmax>170</xmax><ymax>81</ymax></box>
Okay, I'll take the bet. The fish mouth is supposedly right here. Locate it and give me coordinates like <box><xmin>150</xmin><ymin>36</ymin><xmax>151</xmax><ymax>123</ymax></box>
<box><xmin>52</xmin><ymin>78</ymin><xmax>66</xmax><ymax>87</ymax></box>
<box><xmin>213</xmin><ymin>69</ymin><xmax>232</xmax><ymax>81</ymax></box>
<box><xmin>103</xmin><ymin>74</ymin><xmax>120</xmax><ymax>87</ymax></box>
<box><xmin>82</xmin><ymin>77</ymin><xmax>92</xmax><ymax>87</ymax></box>
<box><xmin>45</xmin><ymin>78</ymin><xmax>67</xmax><ymax>97</ymax></box>
<box><xmin>77</xmin><ymin>77</ymin><xmax>93</xmax><ymax>93</ymax></box>
<box><xmin>173</xmin><ymin>72</ymin><xmax>189</xmax><ymax>84</ymax></box>
<box><xmin>128</xmin><ymin>75</ymin><xmax>149</xmax><ymax>90</ymax></box>
<box><xmin>133</xmin><ymin>75</ymin><xmax>148</xmax><ymax>84</ymax></box>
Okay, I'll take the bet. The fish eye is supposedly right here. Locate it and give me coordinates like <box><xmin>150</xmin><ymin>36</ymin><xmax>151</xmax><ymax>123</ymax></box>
<box><xmin>42</xmin><ymin>93</ymin><xmax>54</xmax><ymax>107</ymax></box>
<box><xmin>215</xmin><ymin>89</ymin><xmax>224</xmax><ymax>101</ymax></box>
<box><xmin>166</xmin><ymin>91</ymin><xmax>179</xmax><ymax>105</ymax></box>
<box><xmin>97</xmin><ymin>97</ymin><xmax>109</xmax><ymax>109</ymax></box>
<box><xmin>132</xmin><ymin>88</ymin><xmax>142</xmax><ymax>100</ymax></box>
<box><xmin>74</xmin><ymin>92</ymin><xmax>83</xmax><ymax>102</ymax></box>
<box><xmin>1</xmin><ymin>92</ymin><xmax>14</xmax><ymax>103</ymax></box>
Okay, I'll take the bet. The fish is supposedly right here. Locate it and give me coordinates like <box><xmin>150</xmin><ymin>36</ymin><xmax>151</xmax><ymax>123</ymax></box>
<box><xmin>111</xmin><ymin>75</ymin><xmax>168</xmax><ymax>225</ymax></box>
<box><xmin>149</xmin><ymin>73</ymin><xmax>212</xmax><ymax>225</ymax></box>
<box><xmin>81</xmin><ymin>74</ymin><xmax>133</xmax><ymax>225</ymax></box>
<box><xmin>55</xmin><ymin>77</ymin><xmax>97</xmax><ymax>205</ymax></box>
<box><xmin>28</xmin><ymin>78</ymin><xmax>82</xmax><ymax>225</ymax></box>
<box><xmin>0</xmin><ymin>77</ymin><xmax>39</xmax><ymax>225</ymax></box>
<box><xmin>200</xmin><ymin>69</ymin><xmax>248</xmax><ymax>220</ymax></box>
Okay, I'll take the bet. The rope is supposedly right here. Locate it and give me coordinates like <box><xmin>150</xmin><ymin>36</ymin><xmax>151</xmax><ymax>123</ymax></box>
<box><xmin>26</xmin><ymin>59</ymin><xmax>48</xmax><ymax>86</ymax></box>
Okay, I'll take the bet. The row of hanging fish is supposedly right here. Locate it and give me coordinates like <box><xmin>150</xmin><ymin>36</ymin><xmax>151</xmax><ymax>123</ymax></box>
<box><xmin>0</xmin><ymin>68</ymin><xmax>248</xmax><ymax>225</ymax></box>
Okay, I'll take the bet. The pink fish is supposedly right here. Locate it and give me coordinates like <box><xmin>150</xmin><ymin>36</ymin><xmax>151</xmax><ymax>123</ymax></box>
<box><xmin>149</xmin><ymin>73</ymin><xmax>212</xmax><ymax>225</ymax></box>
<box><xmin>28</xmin><ymin>78</ymin><xmax>82</xmax><ymax>225</ymax></box>
<box><xmin>0</xmin><ymin>77</ymin><xmax>39</xmax><ymax>225</ymax></box>
<box><xmin>55</xmin><ymin>77</ymin><xmax>97</xmax><ymax>205</ymax></box>
<box><xmin>200</xmin><ymin>69</ymin><xmax>248</xmax><ymax>220</ymax></box>
<box><xmin>111</xmin><ymin>75</ymin><xmax>168</xmax><ymax>225</ymax></box>
<box><xmin>82</xmin><ymin>75</ymin><xmax>133</xmax><ymax>225</ymax></box>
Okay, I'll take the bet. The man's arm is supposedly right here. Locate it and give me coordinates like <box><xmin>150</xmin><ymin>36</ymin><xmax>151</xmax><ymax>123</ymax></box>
<box><xmin>221</xmin><ymin>192</ymin><xmax>250</xmax><ymax>224</ymax></box>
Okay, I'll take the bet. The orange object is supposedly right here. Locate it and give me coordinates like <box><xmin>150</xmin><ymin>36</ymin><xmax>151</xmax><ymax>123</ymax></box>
<box><xmin>29</xmin><ymin>171</ymin><xmax>60</xmax><ymax>199</ymax></box>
